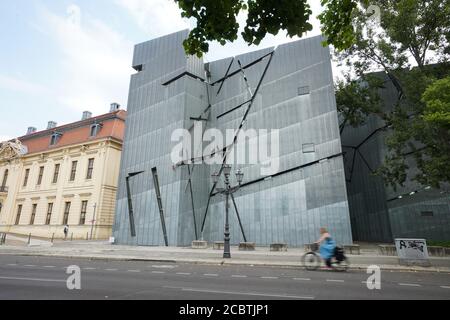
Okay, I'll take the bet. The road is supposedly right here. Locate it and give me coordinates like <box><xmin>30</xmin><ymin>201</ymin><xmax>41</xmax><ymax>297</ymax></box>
<box><xmin>0</xmin><ymin>254</ymin><xmax>449</xmax><ymax>300</ymax></box>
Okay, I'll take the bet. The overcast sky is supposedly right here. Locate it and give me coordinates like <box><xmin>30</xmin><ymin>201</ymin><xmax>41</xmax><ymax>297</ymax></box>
<box><xmin>0</xmin><ymin>0</ymin><xmax>327</xmax><ymax>141</ymax></box>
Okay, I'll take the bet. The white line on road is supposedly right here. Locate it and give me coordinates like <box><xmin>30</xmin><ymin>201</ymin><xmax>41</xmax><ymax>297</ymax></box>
<box><xmin>440</xmin><ymin>286</ymin><xmax>450</xmax><ymax>289</ymax></box>
<box><xmin>152</xmin><ymin>271</ymin><xmax>166</xmax><ymax>274</ymax></box>
<box><xmin>23</xmin><ymin>265</ymin><xmax>36</xmax><ymax>267</ymax></box>
<box><xmin>204</xmin><ymin>274</ymin><xmax>218</xmax><ymax>277</ymax></box>
<box><xmin>399</xmin><ymin>283</ymin><xmax>421</xmax><ymax>287</ymax></box>
<box><xmin>105</xmin><ymin>269</ymin><xmax>118</xmax><ymax>271</ymax></box>
<box><xmin>327</xmin><ymin>279</ymin><xmax>345</xmax><ymax>283</ymax></box>
<box><xmin>164</xmin><ymin>286</ymin><xmax>314</xmax><ymax>300</ymax></box>
<box><xmin>294</xmin><ymin>278</ymin><xmax>311</xmax><ymax>281</ymax></box>
<box><xmin>176</xmin><ymin>272</ymin><xmax>191</xmax><ymax>275</ymax></box>
<box><xmin>0</xmin><ymin>276</ymin><xmax>66</xmax><ymax>283</ymax></box>
<box><xmin>83</xmin><ymin>267</ymin><xmax>96</xmax><ymax>270</ymax></box>
<box><xmin>6</xmin><ymin>264</ymin><xmax>17</xmax><ymax>266</ymax></box>
<box><xmin>261</xmin><ymin>276</ymin><xmax>278</xmax><ymax>279</ymax></box>
<box><xmin>151</xmin><ymin>265</ymin><xmax>177</xmax><ymax>269</ymax></box>
<box><xmin>127</xmin><ymin>270</ymin><xmax>140</xmax><ymax>273</ymax></box>
<box><xmin>231</xmin><ymin>275</ymin><xmax>247</xmax><ymax>278</ymax></box>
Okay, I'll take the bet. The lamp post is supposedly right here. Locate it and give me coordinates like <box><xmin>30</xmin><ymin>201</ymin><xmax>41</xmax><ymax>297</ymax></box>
<box><xmin>213</xmin><ymin>165</ymin><xmax>244</xmax><ymax>259</ymax></box>
<box><xmin>126</xmin><ymin>171</ymin><xmax>144</xmax><ymax>237</ymax></box>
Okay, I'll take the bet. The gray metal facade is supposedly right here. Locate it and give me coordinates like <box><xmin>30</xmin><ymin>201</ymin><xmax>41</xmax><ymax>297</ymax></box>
<box><xmin>113</xmin><ymin>30</ymin><xmax>353</xmax><ymax>247</ymax></box>
<box><xmin>341</xmin><ymin>73</ymin><xmax>450</xmax><ymax>243</ymax></box>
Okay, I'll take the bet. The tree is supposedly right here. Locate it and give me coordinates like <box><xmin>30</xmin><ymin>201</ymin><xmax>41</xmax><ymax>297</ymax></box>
<box><xmin>336</xmin><ymin>0</ymin><xmax>450</xmax><ymax>189</ymax></box>
<box><xmin>174</xmin><ymin>0</ymin><xmax>358</xmax><ymax>57</ymax></box>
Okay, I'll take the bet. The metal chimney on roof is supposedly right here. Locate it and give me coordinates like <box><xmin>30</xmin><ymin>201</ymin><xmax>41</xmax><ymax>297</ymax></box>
<box><xmin>82</xmin><ymin>111</ymin><xmax>92</xmax><ymax>120</ymax></box>
<box><xmin>27</xmin><ymin>127</ymin><xmax>37</xmax><ymax>135</ymax></box>
<box><xmin>47</xmin><ymin>121</ymin><xmax>57</xmax><ymax>130</ymax></box>
<box><xmin>110</xmin><ymin>103</ymin><xmax>120</xmax><ymax>112</ymax></box>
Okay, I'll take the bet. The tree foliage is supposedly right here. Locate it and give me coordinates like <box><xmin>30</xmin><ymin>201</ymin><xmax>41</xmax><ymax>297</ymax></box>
<box><xmin>336</xmin><ymin>0</ymin><xmax>450</xmax><ymax>189</ymax></box>
<box><xmin>174</xmin><ymin>0</ymin><xmax>358</xmax><ymax>57</ymax></box>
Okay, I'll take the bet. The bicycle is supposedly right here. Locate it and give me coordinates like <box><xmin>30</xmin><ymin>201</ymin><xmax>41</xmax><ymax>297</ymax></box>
<box><xmin>301</xmin><ymin>243</ymin><xmax>350</xmax><ymax>271</ymax></box>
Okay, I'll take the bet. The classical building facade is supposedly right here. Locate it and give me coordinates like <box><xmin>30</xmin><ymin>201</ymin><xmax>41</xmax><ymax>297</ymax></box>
<box><xmin>113</xmin><ymin>30</ymin><xmax>353</xmax><ymax>247</ymax></box>
<box><xmin>0</xmin><ymin>106</ymin><xmax>126</xmax><ymax>240</ymax></box>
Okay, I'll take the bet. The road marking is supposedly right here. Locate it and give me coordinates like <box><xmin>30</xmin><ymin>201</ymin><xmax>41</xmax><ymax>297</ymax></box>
<box><xmin>204</xmin><ymin>274</ymin><xmax>218</xmax><ymax>277</ymax></box>
<box><xmin>294</xmin><ymin>278</ymin><xmax>311</xmax><ymax>281</ymax></box>
<box><xmin>164</xmin><ymin>286</ymin><xmax>314</xmax><ymax>300</ymax></box>
<box><xmin>127</xmin><ymin>270</ymin><xmax>140</xmax><ymax>273</ymax></box>
<box><xmin>23</xmin><ymin>265</ymin><xmax>36</xmax><ymax>267</ymax></box>
<box><xmin>176</xmin><ymin>272</ymin><xmax>191</xmax><ymax>275</ymax></box>
<box><xmin>0</xmin><ymin>276</ymin><xmax>66</xmax><ymax>283</ymax></box>
<box><xmin>440</xmin><ymin>286</ymin><xmax>450</xmax><ymax>289</ymax></box>
<box><xmin>83</xmin><ymin>267</ymin><xmax>96</xmax><ymax>270</ymax></box>
<box><xmin>152</xmin><ymin>271</ymin><xmax>166</xmax><ymax>274</ymax></box>
<box><xmin>7</xmin><ymin>264</ymin><xmax>17</xmax><ymax>266</ymax></box>
<box><xmin>327</xmin><ymin>279</ymin><xmax>345</xmax><ymax>283</ymax></box>
<box><xmin>151</xmin><ymin>265</ymin><xmax>176</xmax><ymax>269</ymax></box>
<box><xmin>105</xmin><ymin>269</ymin><xmax>118</xmax><ymax>271</ymax></box>
<box><xmin>399</xmin><ymin>283</ymin><xmax>421</xmax><ymax>287</ymax></box>
<box><xmin>231</xmin><ymin>275</ymin><xmax>247</xmax><ymax>278</ymax></box>
<box><xmin>261</xmin><ymin>276</ymin><xmax>278</xmax><ymax>279</ymax></box>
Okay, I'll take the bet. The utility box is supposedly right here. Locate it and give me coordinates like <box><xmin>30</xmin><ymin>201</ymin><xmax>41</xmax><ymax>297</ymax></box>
<box><xmin>395</xmin><ymin>238</ymin><xmax>431</xmax><ymax>267</ymax></box>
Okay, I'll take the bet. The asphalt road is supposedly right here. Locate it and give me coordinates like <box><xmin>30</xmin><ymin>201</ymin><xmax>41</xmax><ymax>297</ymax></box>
<box><xmin>0</xmin><ymin>254</ymin><xmax>449</xmax><ymax>300</ymax></box>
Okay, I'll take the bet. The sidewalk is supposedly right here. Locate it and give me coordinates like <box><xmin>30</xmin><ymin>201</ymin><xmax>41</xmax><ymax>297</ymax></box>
<box><xmin>1</xmin><ymin>239</ymin><xmax>450</xmax><ymax>273</ymax></box>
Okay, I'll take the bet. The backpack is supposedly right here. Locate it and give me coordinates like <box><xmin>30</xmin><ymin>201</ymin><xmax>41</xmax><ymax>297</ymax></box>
<box><xmin>334</xmin><ymin>246</ymin><xmax>345</xmax><ymax>262</ymax></box>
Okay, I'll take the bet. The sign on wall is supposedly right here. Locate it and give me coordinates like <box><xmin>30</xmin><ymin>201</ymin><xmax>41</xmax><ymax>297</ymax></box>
<box><xmin>395</xmin><ymin>238</ymin><xmax>431</xmax><ymax>267</ymax></box>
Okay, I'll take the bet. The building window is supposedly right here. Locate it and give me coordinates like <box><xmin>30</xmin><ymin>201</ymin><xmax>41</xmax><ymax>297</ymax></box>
<box><xmin>50</xmin><ymin>132</ymin><xmax>62</xmax><ymax>146</ymax></box>
<box><xmin>15</xmin><ymin>205</ymin><xmax>22</xmax><ymax>225</ymax></box>
<box><xmin>70</xmin><ymin>161</ymin><xmax>77</xmax><ymax>181</ymax></box>
<box><xmin>302</xmin><ymin>143</ymin><xmax>315</xmax><ymax>153</ymax></box>
<box><xmin>52</xmin><ymin>164</ymin><xmax>60</xmax><ymax>184</ymax></box>
<box><xmin>23</xmin><ymin>169</ymin><xmax>30</xmax><ymax>187</ymax></box>
<box><xmin>37</xmin><ymin>166</ymin><xmax>44</xmax><ymax>185</ymax></box>
<box><xmin>63</xmin><ymin>202</ymin><xmax>71</xmax><ymax>225</ymax></box>
<box><xmin>79</xmin><ymin>200</ymin><xmax>88</xmax><ymax>225</ymax></box>
<box><xmin>1</xmin><ymin>169</ymin><xmax>8</xmax><ymax>187</ymax></box>
<box><xmin>298</xmin><ymin>86</ymin><xmax>310</xmax><ymax>96</ymax></box>
<box><xmin>90</xmin><ymin>124</ymin><xmax>102</xmax><ymax>137</ymax></box>
<box><xmin>30</xmin><ymin>204</ymin><xmax>37</xmax><ymax>225</ymax></box>
<box><xmin>86</xmin><ymin>158</ymin><xmax>94</xmax><ymax>179</ymax></box>
<box><xmin>421</xmin><ymin>211</ymin><xmax>434</xmax><ymax>217</ymax></box>
<box><xmin>46</xmin><ymin>203</ymin><xmax>53</xmax><ymax>225</ymax></box>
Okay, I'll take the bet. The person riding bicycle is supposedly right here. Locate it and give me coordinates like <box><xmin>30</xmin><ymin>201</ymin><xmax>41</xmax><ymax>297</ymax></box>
<box><xmin>315</xmin><ymin>228</ymin><xmax>336</xmax><ymax>268</ymax></box>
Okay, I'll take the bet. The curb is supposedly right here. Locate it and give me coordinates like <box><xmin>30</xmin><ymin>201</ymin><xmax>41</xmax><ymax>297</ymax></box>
<box><xmin>1</xmin><ymin>251</ymin><xmax>449</xmax><ymax>274</ymax></box>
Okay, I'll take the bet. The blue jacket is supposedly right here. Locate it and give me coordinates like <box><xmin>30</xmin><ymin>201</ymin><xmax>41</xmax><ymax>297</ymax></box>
<box><xmin>320</xmin><ymin>237</ymin><xmax>336</xmax><ymax>259</ymax></box>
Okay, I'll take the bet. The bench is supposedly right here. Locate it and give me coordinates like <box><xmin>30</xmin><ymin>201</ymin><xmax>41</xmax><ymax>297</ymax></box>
<box><xmin>270</xmin><ymin>243</ymin><xmax>288</xmax><ymax>252</ymax></box>
<box><xmin>239</xmin><ymin>242</ymin><xmax>256</xmax><ymax>251</ymax></box>
<box><xmin>191</xmin><ymin>240</ymin><xmax>208</xmax><ymax>249</ymax></box>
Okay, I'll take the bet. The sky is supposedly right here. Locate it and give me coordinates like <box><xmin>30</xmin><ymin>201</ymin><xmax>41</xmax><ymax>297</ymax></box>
<box><xmin>0</xmin><ymin>0</ymin><xmax>326</xmax><ymax>141</ymax></box>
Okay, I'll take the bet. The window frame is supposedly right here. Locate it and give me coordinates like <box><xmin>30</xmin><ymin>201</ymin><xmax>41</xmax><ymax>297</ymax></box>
<box><xmin>52</xmin><ymin>164</ymin><xmax>60</xmax><ymax>184</ymax></box>
<box><xmin>23</xmin><ymin>168</ymin><xmax>30</xmax><ymax>187</ymax></box>
<box><xmin>15</xmin><ymin>204</ymin><xmax>22</xmax><ymax>225</ymax></box>
<box><xmin>46</xmin><ymin>203</ymin><xmax>53</xmax><ymax>225</ymax></box>
<box><xmin>69</xmin><ymin>161</ymin><xmax>78</xmax><ymax>181</ymax></box>
<box><xmin>30</xmin><ymin>204</ymin><xmax>37</xmax><ymax>225</ymax></box>
<box><xmin>79</xmin><ymin>200</ymin><xmax>88</xmax><ymax>225</ymax></box>
<box><xmin>63</xmin><ymin>202</ymin><xmax>71</xmax><ymax>225</ymax></box>
<box><xmin>37</xmin><ymin>166</ymin><xmax>45</xmax><ymax>185</ymax></box>
<box><xmin>86</xmin><ymin>158</ymin><xmax>94</xmax><ymax>180</ymax></box>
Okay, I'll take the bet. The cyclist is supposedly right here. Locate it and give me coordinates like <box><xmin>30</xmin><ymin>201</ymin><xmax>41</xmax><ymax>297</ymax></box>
<box><xmin>315</xmin><ymin>227</ymin><xmax>336</xmax><ymax>268</ymax></box>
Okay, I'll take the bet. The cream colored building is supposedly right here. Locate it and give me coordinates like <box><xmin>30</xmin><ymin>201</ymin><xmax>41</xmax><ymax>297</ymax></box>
<box><xmin>0</xmin><ymin>106</ymin><xmax>126</xmax><ymax>240</ymax></box>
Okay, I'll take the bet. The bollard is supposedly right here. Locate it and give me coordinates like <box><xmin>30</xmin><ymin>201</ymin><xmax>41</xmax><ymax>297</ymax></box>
<box><xmin>86</xmin><ymin>232</ymin><xmax>89</xmax><ymax>240</ymax></box>
<box><xmin>51</xmin><ymin>233</ymin><xmax>55</xmax><ymax>243</ymax></box>
<box><xmin>28</xmin><ymin>233</ymin><xmax>31</xmax><ymax>245</ymax></box>
<box><xmin>71</xmin><ymin>233</ymin><xmax>73</xmax><ymax>241</ymax></box>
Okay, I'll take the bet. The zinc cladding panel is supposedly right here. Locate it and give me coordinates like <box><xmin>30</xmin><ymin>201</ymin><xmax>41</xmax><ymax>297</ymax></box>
<box><xmin>115</xmin><ymin>32</ymin><xmax>352</xmax><ymax>246</ymax></box>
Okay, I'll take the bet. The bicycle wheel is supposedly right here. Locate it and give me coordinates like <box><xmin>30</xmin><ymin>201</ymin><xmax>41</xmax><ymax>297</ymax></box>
<box><xmin>302</xmin><ymin>252</ymin><xmax>321</xmax><ymax>271</ymax></box>
<box><xmin>333</xmin><ymin>256</ymin><xmax>350</xmax><ymax>272</ymax></box>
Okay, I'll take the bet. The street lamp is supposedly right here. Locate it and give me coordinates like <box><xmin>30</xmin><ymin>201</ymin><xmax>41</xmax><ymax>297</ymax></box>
<box><xmin>126</xmin><ymin>171</ymin><xmax>144</xmax><ymax>237</ymax></box>
<box><xmin>90</xmin><ymin>203</ymin><xmax>97</xmax><ymax>240</ymax></box>
<box><xmin>213</xmin><ymin>164</ymin><xmax>244</xmax><ymax>259</ymax></box>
